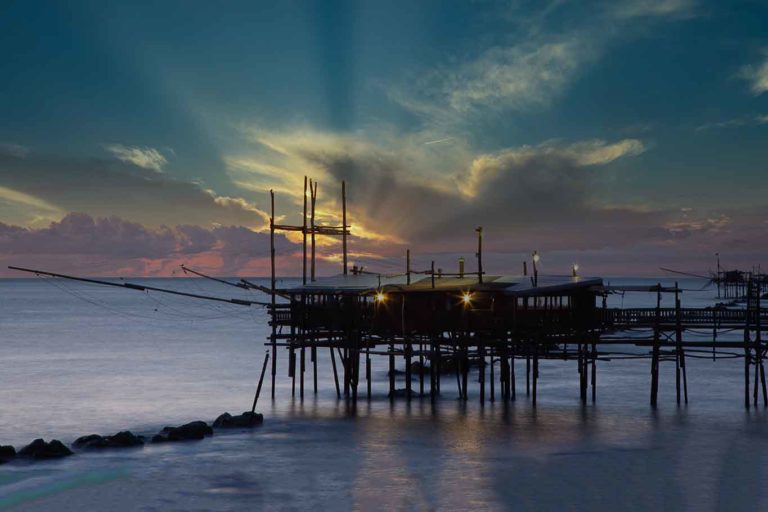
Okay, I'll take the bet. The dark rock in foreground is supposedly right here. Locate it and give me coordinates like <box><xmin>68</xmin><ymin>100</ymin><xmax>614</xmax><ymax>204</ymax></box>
<box><xmin>0</xmin><ymin>445</ymin><xmax>16</xmax><ymax>464</ymax></box>
<box><xmin>213</xmin><ymin>411</ymin><xmax>264</xmax><ymax>429</ymax></box>
<box><xmin>18</xmin><ymin>439</ymin><xmax>73</xmax><ymax>459</ymax></box>
<box><xmin>73</xmin><ymin>431</ymin><xmax>144</xmax><ymax>450</ymax></box>
<box><xmin>151</xmin><ymin>421</ymin><xmax>213</xmax><ymax>443</ymax></box>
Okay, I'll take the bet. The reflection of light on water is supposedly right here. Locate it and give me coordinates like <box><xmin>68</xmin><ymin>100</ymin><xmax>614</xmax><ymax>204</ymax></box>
<box><xmin>351</xmin><ymin>413</ymin><xmax>432</xmax><ymax>510</ymax></box>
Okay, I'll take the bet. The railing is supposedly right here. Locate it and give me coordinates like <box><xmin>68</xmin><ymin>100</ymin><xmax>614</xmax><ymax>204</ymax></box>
<box><xmin>603</xmin><ymin>308</ymin><xmax>768</xmax><ymax>327</ymax></box>
<box><xmin>272</xmin><ymin>303</ymin><xmax>767</xmax><ymax>330</ymax></box>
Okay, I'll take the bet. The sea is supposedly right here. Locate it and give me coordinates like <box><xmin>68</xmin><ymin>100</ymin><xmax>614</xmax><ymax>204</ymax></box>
<box><xmin>1</xmin><ymin>276</ymin><xmax>767</xmax><ymax>511</ymax></box>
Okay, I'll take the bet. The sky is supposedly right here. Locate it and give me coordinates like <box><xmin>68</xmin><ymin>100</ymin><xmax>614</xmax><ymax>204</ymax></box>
<box><xmin>1</xmin><ymin>0</ymin><xmax>767</xmax><ymax>277</ymax></box>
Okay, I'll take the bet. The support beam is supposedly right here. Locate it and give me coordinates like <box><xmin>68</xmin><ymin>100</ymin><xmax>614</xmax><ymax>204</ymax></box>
<box><xmin>251</xmin><ymin>352</ymin><xmax>270</xmax><ymax>414</ymax></box>
<box><xmin>270</xmin><ymin>190</ymin><xmax>277</xmax><ymax>400</ymax></box>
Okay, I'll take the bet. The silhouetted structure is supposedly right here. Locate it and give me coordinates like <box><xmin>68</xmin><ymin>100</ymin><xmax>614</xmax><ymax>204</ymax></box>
<box><xmin>264</xmin><ymin>178</ymin><xmax>768</xmax><ymax>409</ymax></box>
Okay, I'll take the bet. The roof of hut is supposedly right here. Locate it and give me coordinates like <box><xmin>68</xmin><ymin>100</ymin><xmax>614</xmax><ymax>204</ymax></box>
<box><xmin>286</xmin><ymin>273</ymin><xmax>602</xmax><ymax>296</ymax></box>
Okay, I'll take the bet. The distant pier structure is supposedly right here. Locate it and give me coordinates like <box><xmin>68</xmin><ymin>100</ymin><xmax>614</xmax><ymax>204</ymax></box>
<box><xmin>265</xmin><ymin>178</ymin><xmax>768</xmax><ymax>409</ymax></box>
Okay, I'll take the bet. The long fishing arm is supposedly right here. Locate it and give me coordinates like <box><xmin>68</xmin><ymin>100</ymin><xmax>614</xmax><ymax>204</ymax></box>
<box><xmin>8</xmin><ymin>266</ymin><xmax>269</xmax><ymax>307</ymax></box>
<box><xmin>180</xmin><ymin>265</ymin><xmax>248</xmax><ymax>289</ymax></box>
<box><xmin>659</xmin><ymin>267</ymin><xmax>712</xmax><ymax>279</ymax></box>
<box><xmin>239</xmin><ymin>278</ymin><xmax>289</xmax><ymax>299</ymax></box>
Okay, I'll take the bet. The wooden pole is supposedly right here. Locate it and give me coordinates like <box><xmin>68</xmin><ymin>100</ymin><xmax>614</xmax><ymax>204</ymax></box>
<box><xmin>251</xmin><ymin>352</ymin><xmax>270</xmax><ymax>413</ymax></box>
<box><xmin>330</xmin><ymin>346</ymin><xmax>341</xmax><ymax>398</ymax></box>
<box><xmin>745</xmin><ymin>279</ymin><xmax>752</xmax><ymax>409</ymax></box>
<box><xmin>311</xmin><ymin>181</ymin><xmax>317</xmax><ymax>281</ymax></box>
<box><xmin>436</xmin><ymin>342</ymin><xmax>441</xmax><ymax>394</ymax></box>
<box><xmin>758</xmin><ymin>284</ymin><xmax>767</xmax><ymax>406</ymax></box>
<box><xmin>461</xmin><ymin>345</ymin><xmax>469</xmax><ymax>400</ymax></box>
<box><xmin>406</xmin><ymin>249</ymin><xmax>411</xmax><ymax>285</ymax></box>
<box><xmin>300</xmin><ymin>347</ymin><xmax>305</xmax><ymax>400</ymax></box>
<box><xmin>454</xmin><ymin>342</ymin><xmax>463</xmax><ymax>398</ymax></box>
<box><xmin>532</xmin><ymin>342</ymin><xmax>539</xmax><ymax>408</ymax></box>
<box><xmin>342</xmin><ymin>346</ymin><xmax>350</xmax><ymax>397</ymax></box>
<box><xmin>479</xmin><ymin>343</ymin><xmax>486</xmax><ymax>404</ymax></box>
<box><xmin>490</xmin><ymin>346</ymin><xmax>495</xmax><ymax>402</ymax></box>
<box><xmin>476</xmin><ymin>227</ymin><xmax>483</xmax><ymax>284</ymax></box>
<box><xmin>591</xmin><ymin>341</ymin><xmax>597</xmax><ymax>402</ymax></box>
<box><xmin>526</xmin><ymin>350</ymin><xmax>531</xmax><ymax>396</ymax></box>
<box><xmin>270</xmin><ymin>190</ymin><xmax>277</xmax><ymax>400</ymax></box>
<box><xmin>431</xmin><ymin>261</ymin><xmax>435</xmax><ymax>288</ymax></box>
<box><xmin>342</xmin><ymin>180</ymin><xmax>348</xmax><ymax>275</ymax></box>
<box><xmin>302</xmin><ymin>176</ymin><xmax>308</xmax><ymax>285</ymax></box>
<box><xmin>430</xmin><ymin>341</ymin><xmax>436</xmax><ymax>402</ymax></box>
<box><xmin>405</xmin><ymin>340</ymin><xmax>412</xmax><ymax>400</ymax></box>
<box><xmin>419</xmin><ymin>342</ymin><xmax>424</xmax><ymax>396</ymax></box>
<box><xmin>389</xmin><ymin>340</ymin><xmax>395</xmax><ymax>400</ymax></box>
<box><xmin>579</xmin><ymin>343</ymin><xmax>587</xmax><ymax>403</ymax></box>
<box><xmin>650</xmin><ymin>284</ymin><xmax>661</xmax><ymax>407</ymax></box>
<box><xmin>312</xmin><ymin>346</ymin><xmax>318</xmax><ymax>394</ymax></box>
<box><xmin>366</xmin><ymin>346</ymin><xmax>372</xmax><ymax>399</ymax></box>
<box><xmin>674</xmin><ymin>283</ymin><xmax>681</xmax><ymax>405</ymax></box>
<box><xmin>511</xmin><ymin>343</ymin><xmax>516</xmax><ymax>401</ymax></box>
<box><xmin>675</xmin><ymin>282</ymin><xmax>688</xmax><ymax>404</ymax></box>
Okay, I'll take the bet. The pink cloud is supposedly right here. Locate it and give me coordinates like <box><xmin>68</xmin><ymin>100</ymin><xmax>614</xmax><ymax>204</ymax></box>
<box><xmin>0</xmin><ymin>213</ymin><xmax>298</xmax><ymax>277</ymax></box>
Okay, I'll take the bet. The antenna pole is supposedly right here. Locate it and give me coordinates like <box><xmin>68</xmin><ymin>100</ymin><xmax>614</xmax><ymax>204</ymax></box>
<box><xmin>476</xmin><ymin>227</ymin><xmax>483</xmax><ymax>284</ymax></box>
<box><xmin>406</xmin><ymin>249</ymin><xmax>411</xmax><ymax>285</ymax></box>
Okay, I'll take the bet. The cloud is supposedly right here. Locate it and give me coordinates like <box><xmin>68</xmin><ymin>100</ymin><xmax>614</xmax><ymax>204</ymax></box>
<box><xmin>461</xmin><ymin>139</ymin><xmax>645</xmax><ymax>197</ymax></box>
<box><xmin>610</xmin><ymin>0</ymin><xmax>696</xmax><ymax>19</ymax></box>
<box><xmin>0</xmin><ymin>142</ymin><xmax>30</xmax><ymax>158</ymax></box>
<box><xmin>740</xmin><ymin>52</ymin><xmax>768</xmax><ymax>95</ymax></box>
<box><xmin>387</xmin><ymin>0</ymin><xmax>696</xmax><ymax>125</ymax></box>
<box><xmin>104</xmin><ymin>144</ymin><xmax>169</xmax><ymax>172</ymax></box>
<box><xmin>231</xmin><ymin>125</ymin><xmax>654</xmax><ymax>257</ymax></box>
<box><xmin>388</xmin><ymin>33</ymin><xmax>597</xmax><ymax>122</ymax></box>
<box><xmin>445</xmin><ymin>36</ymin><xmax>595</xmax><ymax>113</ymax></box>
<box><xmin>0</xmin><ymin>152</ymin><xmax>269</xmax><ymax>230</ymax></box>
<box><xmin>0</xmin><ymin>185</ymin><xmax>64</xmax><ymax>227</ymax></box>
<box><xmin>695</xmin><ymin>113</ymin><xmax>768</xmax><ymax>132</ymax></box>
<box><xmin>0</xmin><ymin>213</ymin><xmax>297</xmax><ymax>277</ymax></box>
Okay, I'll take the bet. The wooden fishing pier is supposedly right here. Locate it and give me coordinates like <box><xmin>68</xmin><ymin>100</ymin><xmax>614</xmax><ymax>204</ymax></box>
<box><xmin>8</xmin><ymin>178</ymin><xmax>767</xmax><ymax>411</ymax></box>
<box><xmin>263</xmin><ymin>178</ymin><xmax>768</xmax><ymax>410</ymax></box>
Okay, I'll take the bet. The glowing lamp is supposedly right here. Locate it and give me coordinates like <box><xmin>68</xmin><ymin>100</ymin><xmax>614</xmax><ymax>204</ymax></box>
<box><xmin>374</xmin><ymin>291</ymin><xmax>386</xmax><ymax>303</ymax></box>
<box><xmin>532</xmin><ymin>252</ymin><xmax>540</xmax><ymax>263</ymax></box>
<box><xmin>461</xmin><ymin>292</ymin><xmax>473</xmax><ymax>306</ymax></box>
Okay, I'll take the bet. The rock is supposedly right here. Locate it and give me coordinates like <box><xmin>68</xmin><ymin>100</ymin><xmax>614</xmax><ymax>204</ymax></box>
<box><xmin>0</xmin><ymin>445</ymin><xmax>16</xmax><ymax>464</ymax></box>
<box><xmin>73</xmin><ymin>431</ymin><xmax>144</xmax><ymax>450</ymax></box>
<box><xmin>73</xmin><ymin>434</ymin><xmax>105</xmax><ymax>449</ymax></box>
<box><xmin>151</xmin><ymin>421</ymin><xmax>213</xmax><ymax>443</ymax></box>
<box><xmin>213</xmin><ymin>411</ymin><xmax>264</xmax><ymax>429</ymax></box>
<box><xmin>18</xmin><ymin>439</ymin><xmax>73</xmax><ymax>459</ymax></box>
<box><xmin>108</xmin><ymin>431</ymin><xmax>144</xmax><ymax>447</ymax></box>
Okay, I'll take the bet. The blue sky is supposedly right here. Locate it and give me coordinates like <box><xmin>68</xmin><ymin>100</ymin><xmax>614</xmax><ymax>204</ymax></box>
<box><xmin>0</xmin><ymin>0</ymin><xmax>767</xmax><ymax>276</ymax></box>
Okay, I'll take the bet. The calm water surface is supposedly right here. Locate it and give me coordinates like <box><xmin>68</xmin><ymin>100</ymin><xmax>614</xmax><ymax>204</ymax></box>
<box><xmin>1</xmin><ymin>277</ymin><xmax>767</xmax><ymax>511</ymax></box>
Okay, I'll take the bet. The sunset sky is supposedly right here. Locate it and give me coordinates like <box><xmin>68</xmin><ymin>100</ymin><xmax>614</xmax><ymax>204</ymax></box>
<box><xmin>1</xmin><ymin>0</ymin><xmax>767</xmax><ymax>277</ymax></box>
